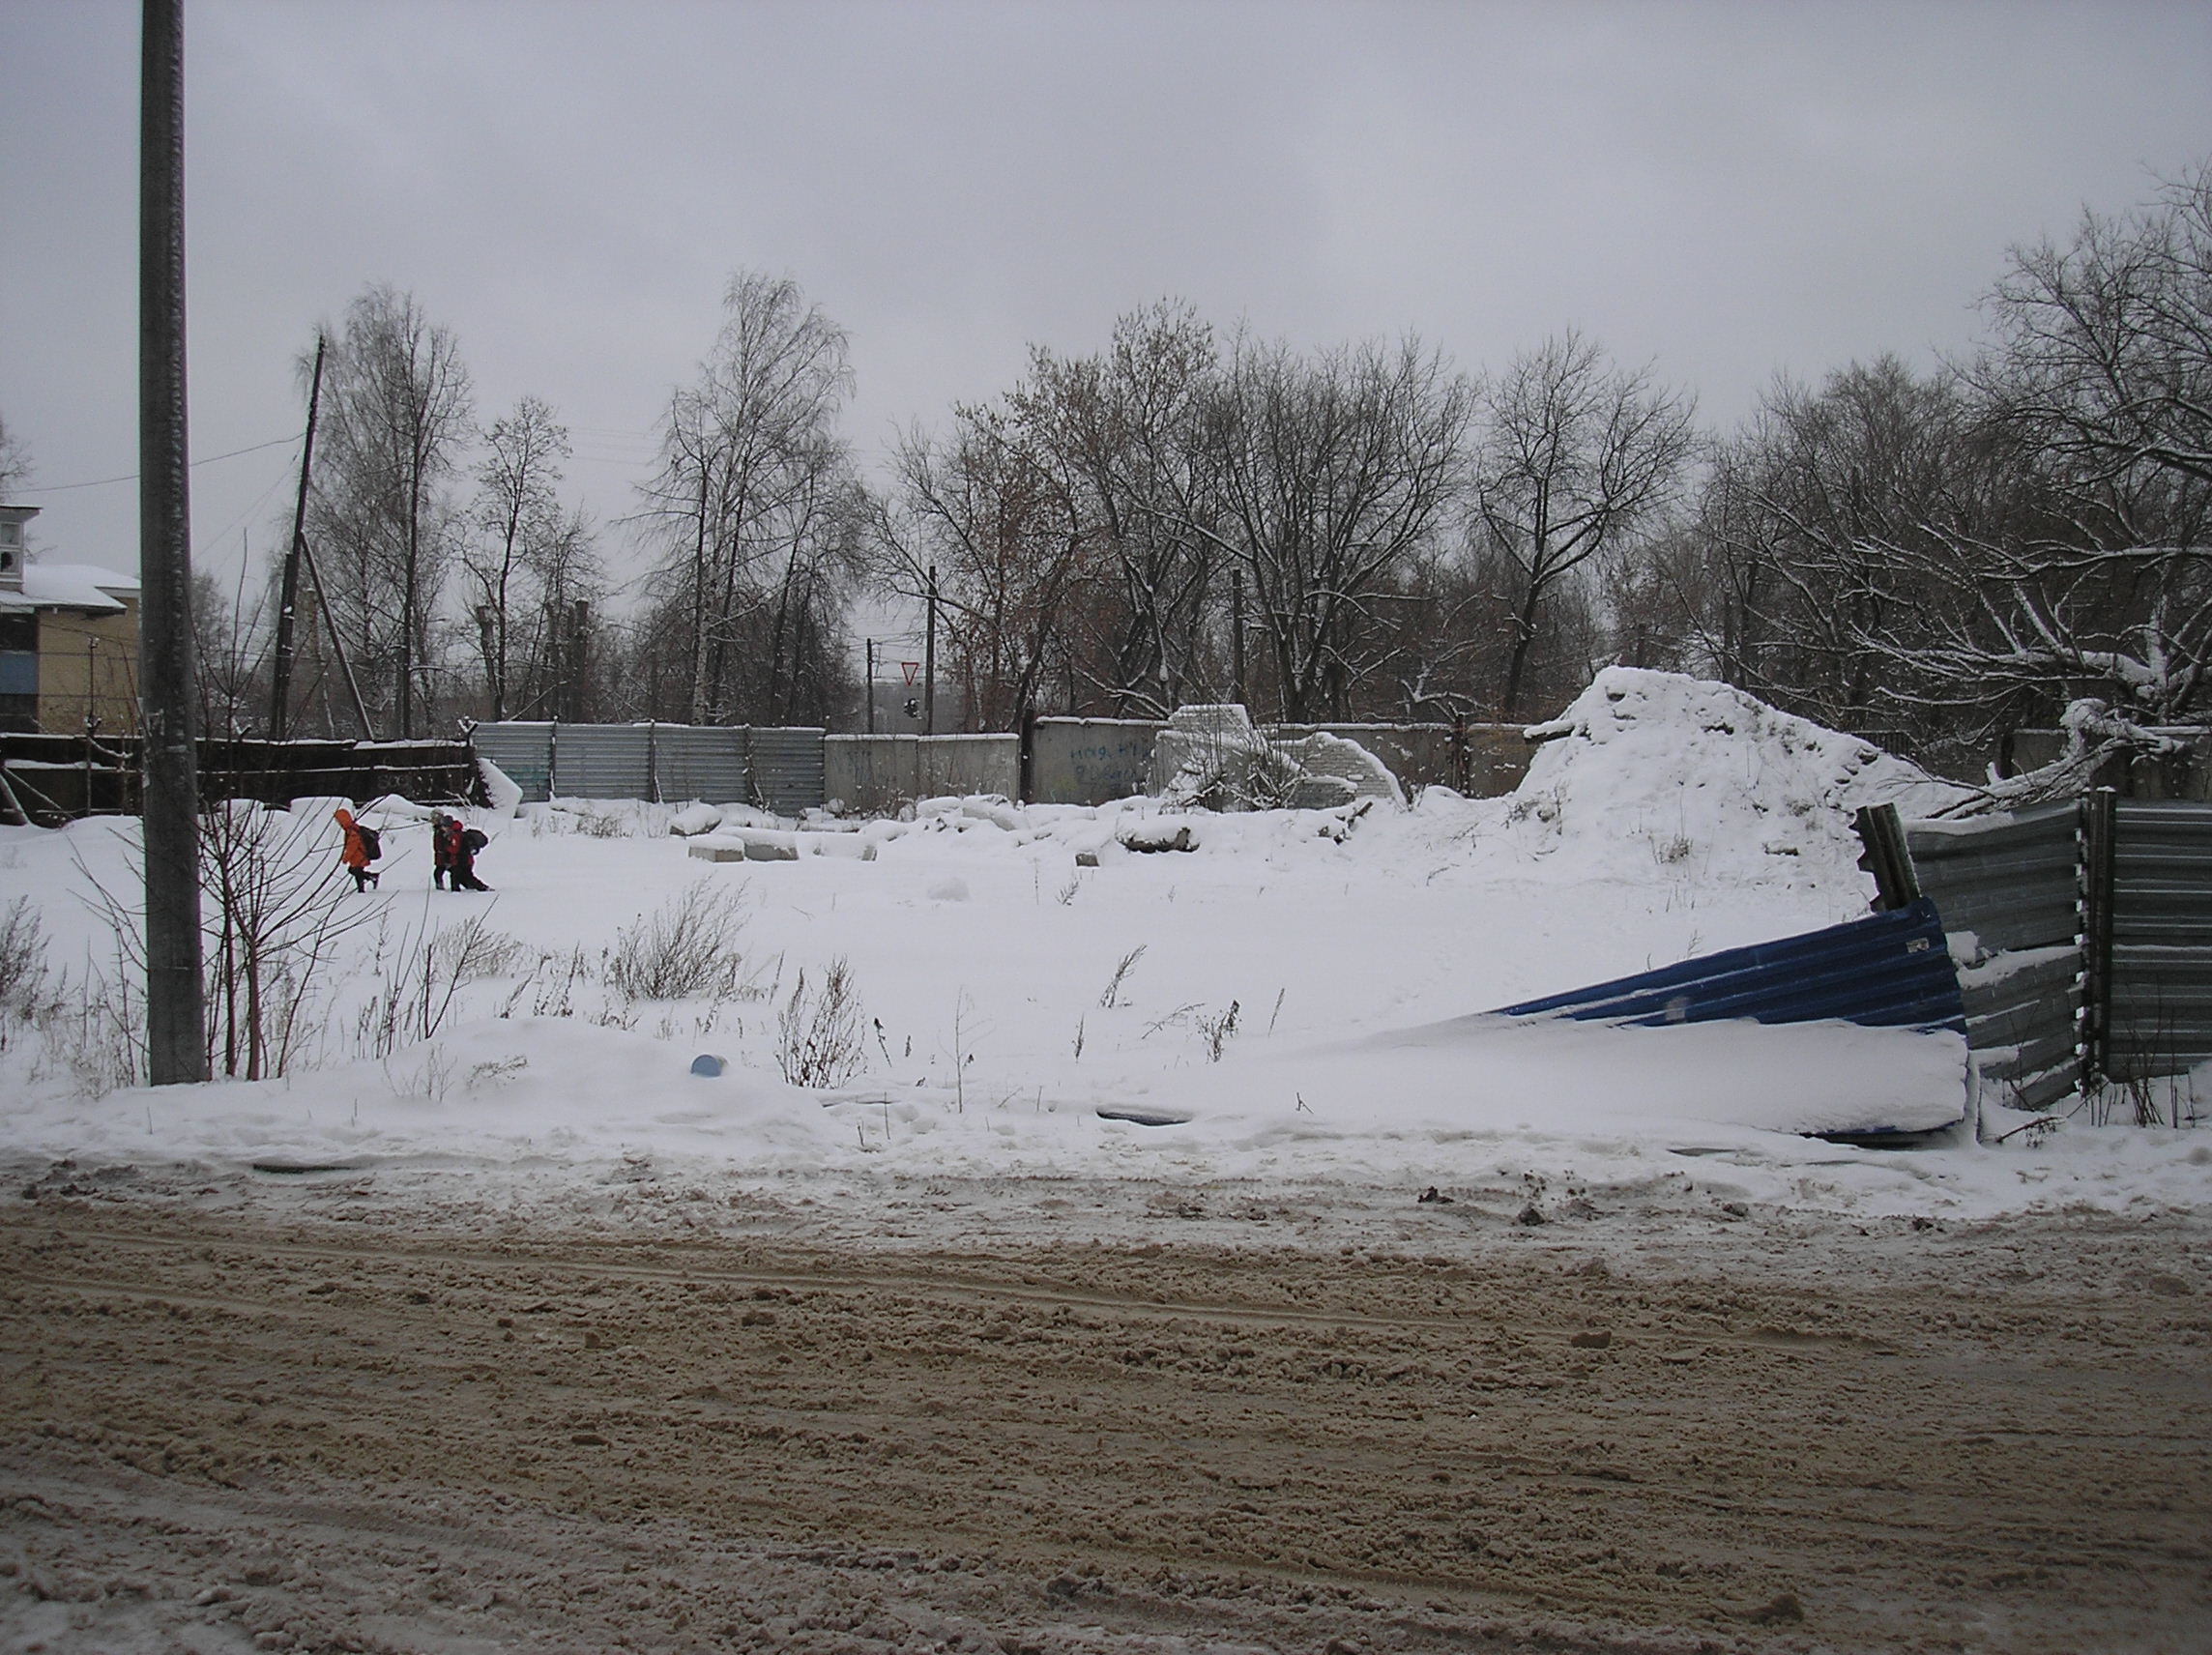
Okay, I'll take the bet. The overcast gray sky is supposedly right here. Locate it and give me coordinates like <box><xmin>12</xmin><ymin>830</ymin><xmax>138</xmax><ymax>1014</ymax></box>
<box><xmin>4</xmin><ymin>0</ymin><xmax>2209</xmax><ymax>607</ymax></box>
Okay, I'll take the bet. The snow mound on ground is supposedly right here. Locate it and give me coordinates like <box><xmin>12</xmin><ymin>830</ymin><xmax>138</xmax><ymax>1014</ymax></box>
<box><xmin>1510</xmin><ymin>669</ymin><xmax>1968</xmax><ymax>886</ymax></box>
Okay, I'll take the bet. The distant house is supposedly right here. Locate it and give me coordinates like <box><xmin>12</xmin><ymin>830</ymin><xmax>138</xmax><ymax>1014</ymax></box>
<box><xmin>0</xmin><ymin>505</ymin><xmax>143</xmax><ymax>735</ymax></box>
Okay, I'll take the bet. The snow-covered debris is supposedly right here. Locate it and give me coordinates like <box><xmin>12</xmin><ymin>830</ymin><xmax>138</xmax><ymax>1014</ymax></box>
<box><xmin>1508</xmin><ymin>668</ymin><xmax>1967</xmax><ymax>886</ymax></box>
<box><xmin>667</xmin><ymin>802</ymin><xmax>724</xmax><ymax>836</ymax></box>
<box><xmin>1282</xmin><ymin>731</ymin><xmax>1406</xmax><ymax>808</ymax></box>
<box><xmin>1151</xmin><ymin>704</ymin><xmax>1270</xmax><ymax>806</ymax></box>
<box><xmin>687</xmin><ymin>828</ymin><xmax>877</xmax><ymax>862</ymax></box>
<box><xmin>477</xmin><ymin>755</ymin><xmax>524</xmax><ymax>816</ymax></box>
<box><xmin>1151</xmin><ymin>706</ymin><xmax>1406</xmax><ymax>811</ymax></box>
<box><xmin>1118</xmin><ymin>818</ymin><xmax>1197</xmax><ymax>854</ymax></box>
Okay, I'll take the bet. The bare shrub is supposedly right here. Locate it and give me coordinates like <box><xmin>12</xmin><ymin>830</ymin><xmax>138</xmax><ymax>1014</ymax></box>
<box><xmin>72</xmin><ymin>805</ymin><xmax>373</xmax><ymax>1082</ymax></box>
<box><xmin>776</xmin><ymin>957</ymin><xmax>865</xmax><ymax>1088</ymax></box>
<box><xmin>355</xmin><ymin>913</ymin><xmax>478</xmax><ymax>1060</ymax></box>
<box><xmin>0</xmin><ymin>896</ymin><xmax>48</xmax><ymax>1014</ymax></box>
<box><xmin>1142</xmin><ymin>997</ymin><xmax>1241</xmax><ymax>1062</ymax></box>
<box><xmin>198</xmin><ymin>801</ymin><xmax>378</xmax><ymax>1078</ymax></box>
<box><xmin>434</xmin><ymin>915</ymin><xmax>529</xmax><ymax>984</ymax></box>
<box><xmin>574</xmin><ymin>810</ymin><xmax>630</xmax><ymax>839</ymax></box>
<box><xmin>606</xmin><ymin>881</ymin><xmax>756</xmax><ymax>1002</ymax></box>
<box><xmin>32</xmin><ymin>949</ymin><xmax>144</xmax><ymax>1096</ymax></box>
<box><xmin>506</xmin><ymin>944</ymin><xmax>591</xmax><ymax>1019</ymax></box>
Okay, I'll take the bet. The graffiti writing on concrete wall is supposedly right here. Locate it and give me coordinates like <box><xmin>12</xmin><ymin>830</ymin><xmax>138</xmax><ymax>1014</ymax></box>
<box><xmin>1069</xmin><ymin>740</ymin><xmax>1150</xmax><ymax>785</ymax></box>
<box><xmin>1031</xmin><ymin>719</ymin><xmax>1161</xmax><ymax>806</ymax></box>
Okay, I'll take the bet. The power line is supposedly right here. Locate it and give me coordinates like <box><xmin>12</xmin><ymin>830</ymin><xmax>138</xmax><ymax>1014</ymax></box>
<box><xmin>15</xmin><ymin>433</ymin><xmax>297</xmax><ymax>494</ymax></box>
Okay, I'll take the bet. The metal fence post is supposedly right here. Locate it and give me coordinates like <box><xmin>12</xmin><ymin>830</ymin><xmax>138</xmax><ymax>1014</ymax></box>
<box><xmin>2079</xmin><ymin>787</ymin><xmax>2116</xmax><ymax>1089</ymax></box>
<box><xmin>1852</xmin><ymin>803</ymin><xmax>1921</xmax><ymax>913</ymax></box>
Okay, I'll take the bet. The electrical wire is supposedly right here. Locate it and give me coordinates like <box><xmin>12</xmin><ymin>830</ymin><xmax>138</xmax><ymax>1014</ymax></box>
<box><xmin>15</xmin><ymin>434</ymin><xmax>299</xmax><ymax>494</ymax></box>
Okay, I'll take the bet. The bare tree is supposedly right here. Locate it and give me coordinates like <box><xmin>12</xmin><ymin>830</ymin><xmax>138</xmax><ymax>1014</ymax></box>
<box><xmin>637</xmin><ymin>273</ymin><xmax>859</xmax><ymax>723</ymax></box>
<box><xmin>0</xmin><ymin>411</ymin><xmax>30</xmax><ymax>500</ymax></box>
<box><xmin>871</xmin><ymin>312</ymin><xmax>1474</xmax><ymax>725</ymax></box>
<box><xmin>1015</xmin><ymin>302</ymin><xmax>1229</xmax><ymax>715</ymax></box>
<box><xmin>1978</xmin><ymin>160</ymin><xmax>2212</xmax><ymax>501</ymax></box>
<box><xmin>467</xmin><ymin>396</ymin><xmax>569</xmax><ymax>720</ymax></box>
<box><xmin>882</xmin><ymin>405</ymin><xmax>1090</xmax><ymax>732</ymax></box>
<box><xmin>1472</xmin><ymin>330</ymin><xmax>1696</xmax><ymax>719</ymax></box>
<box><xmin>306</xmin><ymin>287</ymin><xmax>475</xmax><ymax>738</ymax></box>
<box><xmin>1952</xmin><ymin>160</ymin><xmax>2212</xmax><ymax>740</ymax></box>
<box><xmin>1680</xmin><ymin>351</ymin><xmax>2205</xmax><ymax>772</ymax></box>
<box><xmin>512</xmin><ymin>506</ymin><xmax>606</xmax><ymax>720</ymax></box>
<box><xmin>1208</xmin><ymin>332</ymin><xmax>1475</xmax><ymax>720</ymax></box>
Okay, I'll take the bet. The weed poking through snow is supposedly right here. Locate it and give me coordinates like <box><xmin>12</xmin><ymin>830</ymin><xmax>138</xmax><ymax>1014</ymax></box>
<box><xmin>776</xmin><ymin>958</ymin><xmax>866</xmax><ymax>1089</ymax></box>
<box><xmin>1098</xmin><ymin>944</ymin><xmax>1147</xmax><ymax>1008</ymax></box>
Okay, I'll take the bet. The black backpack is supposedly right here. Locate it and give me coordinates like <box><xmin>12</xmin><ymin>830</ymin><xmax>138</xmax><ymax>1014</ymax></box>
<box><xmin>356</xmin><ymin>824</ymin><xmax>383</xmax><ymax>861</ymax></box>
<box><xmin>461</xmin><ymin>828</ymin><xmax>487</xmax><ymax>853</ymax></box>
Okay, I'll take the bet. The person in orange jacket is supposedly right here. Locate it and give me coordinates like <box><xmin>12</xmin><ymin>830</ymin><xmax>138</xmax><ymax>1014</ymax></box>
<box><xmin>334</xmin><ymin>806</ymin><xmax>379</xmax><ymax>892</ymax></box>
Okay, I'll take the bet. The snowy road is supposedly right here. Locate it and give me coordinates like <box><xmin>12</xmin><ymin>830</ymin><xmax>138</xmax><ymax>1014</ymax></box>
<box><xmin>5</xmin><ymin>1178</ymin><xmax>2207</xmax><ymax>1654</ymax></box>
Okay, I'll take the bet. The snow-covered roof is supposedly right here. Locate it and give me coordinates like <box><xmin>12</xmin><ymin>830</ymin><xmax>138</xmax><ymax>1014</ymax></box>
<box><xmin>0</xmin><ymin>561</ymin><xmax>141</xmax><ymax>615</ymax></box>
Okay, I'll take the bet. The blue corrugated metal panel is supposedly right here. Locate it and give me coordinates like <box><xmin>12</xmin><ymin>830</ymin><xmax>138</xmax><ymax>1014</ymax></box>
<box><xmin>1496</xmin><ymin>897</ymin><xmax>1965</xmax><ymax>1033</ymax></box>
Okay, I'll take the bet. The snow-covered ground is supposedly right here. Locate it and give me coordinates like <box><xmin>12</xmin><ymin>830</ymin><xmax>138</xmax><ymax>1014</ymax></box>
<box><xmin>3</xmin><ymin>669</ymin><xmax>2206</xmax><ymax>1232</ymax></box>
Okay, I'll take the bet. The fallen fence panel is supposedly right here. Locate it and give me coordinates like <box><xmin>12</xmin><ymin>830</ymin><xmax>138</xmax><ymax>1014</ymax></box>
<box><xmin>1496</xmin><ymin>897</ymin><xmax>1965</xmax><ymax>1033</ymax></box>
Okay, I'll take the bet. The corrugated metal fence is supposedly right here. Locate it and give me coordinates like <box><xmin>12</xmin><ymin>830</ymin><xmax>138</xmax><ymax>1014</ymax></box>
<box><xmin>469</xmin><ymin>722</ymin><xmax>816</xmax><ymax>812</ymax></box>
<box><xmin>745</xmin><ymin>727</ymin><xmax>828</xmax><ymax>817</ymax></box>
<box><xmin>1893</xmin><ymin>795</ymin><xmax>2212</xmax><ymax>1100</ymax></box>
<box><xmin>2095</xmin><ymin>798</ymin><xmax>2212</xmax><ymax>1080</ymax></box>
<box><xmin>1905</xmin><ymin>802</ymin><xmax>2083</xmax><ymax>1110</ymax></box>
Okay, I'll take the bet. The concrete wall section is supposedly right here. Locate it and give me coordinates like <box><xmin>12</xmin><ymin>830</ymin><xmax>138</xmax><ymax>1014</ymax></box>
<box><xmin>825</xmin><ymin>735</ymin><xmax>910</xmax><ymax>815</ymax></box>
<box><xmin>826</xmin><ymin>734</ymin><xmax>1019</xmax><ymax>812</ymax></box>
<box><xmin>922</xmin><ymin>734</ymin><xmax>1019</xmax><ymax>800</ymax></box>
<box><xmin>1460</xmin><ymin>724</ymin><xmax>1539</xmax><ymax>796</ymax></box>
<box><xmin>1029</xmin><ymin>717</ymin><xmax>1160</xmax><ymax>805</ymax></box>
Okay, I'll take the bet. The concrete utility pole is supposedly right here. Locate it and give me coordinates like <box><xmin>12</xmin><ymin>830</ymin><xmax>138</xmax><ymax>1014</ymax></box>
<box><xmin>268</xmin><ymin>332</ymin><xmax>325</xmax><ymax>740</ymax></box>
<box><xmin>139</xmin><ymin>0</ymin><xmax>206</xmax><ymax>1085</ymax></box>
<box><xmin>1230</xmin><ymin>569</ymin><xmax>1246</xmax><ymax>708</ymax></box>
<box><xmin>923</xmin><ymin>566</ymin><xmax>938</xmax><ymax>737</ymax></box>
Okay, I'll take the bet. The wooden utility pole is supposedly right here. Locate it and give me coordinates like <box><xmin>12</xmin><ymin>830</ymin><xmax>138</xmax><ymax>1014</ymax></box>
<box><xmin>298</xmin><ymin>528</ymin><xmax>375</xmax><ymax>740</ymax></box>
<box><xmin>268</xmin><ymin>332</ymin><xmax>324</xmax><ymax>740</ymax></box>
<box><xmin>139</xmin><ymin>0</ymin><xmax>206</xmax><ymax>1084</ymax></box>
<box><xmin>864</xmin><ymin>638</ymin><xmax>875</xmax><ymax>734</ymax></box>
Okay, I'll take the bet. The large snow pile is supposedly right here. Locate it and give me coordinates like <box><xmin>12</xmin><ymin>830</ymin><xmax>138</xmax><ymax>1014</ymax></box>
<box><xmin>1504</xmin><ymin>668</ymin><xmax>1968</xmax><ymax>886</ymax></box>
